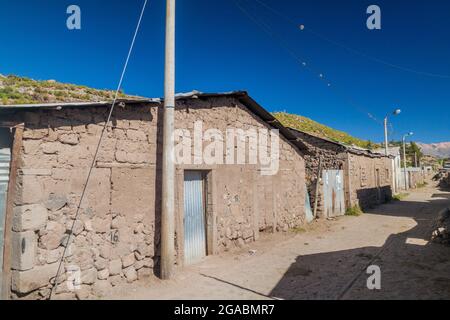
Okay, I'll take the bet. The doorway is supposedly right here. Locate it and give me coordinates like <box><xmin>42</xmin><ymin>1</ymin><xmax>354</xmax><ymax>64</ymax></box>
<box><xmin>322</xmin><ymin>170</ymin><xmax>346</xmax><ymax>217</ymax></box>
<box><xmin>0</xmin><ymin>128</ymin><xmax>12</xmax><ymax>298</ymax></box>
<box><xmin>183</xmin><ymin>171</ymin><xmax>207</xmax><ymax>265</ymax></box>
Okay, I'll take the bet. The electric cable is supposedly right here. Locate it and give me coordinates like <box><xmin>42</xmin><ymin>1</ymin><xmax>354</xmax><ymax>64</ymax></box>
<box><xmin>48</xmin><ymin>0</ymin><xmax>149</xmax><ymax>300</ymax></box>
<box><xmin>234</xmin><ymin>0</ymin><xmax>383</xmax><ymax>126</ymax></box>
<box><xmin>252</xmin><ymin>0</ymin><xmax>450</xmax><ymax>79</ymax></box>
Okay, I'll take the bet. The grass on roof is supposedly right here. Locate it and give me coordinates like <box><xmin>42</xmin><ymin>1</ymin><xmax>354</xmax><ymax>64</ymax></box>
<box><xmin>2</xmin><ymin>74</ymin><xmax>378</xmax><ymax>150</ymax></box>
<box><xmin>0</xmin><ymin>74</ymin><xmax>140</xmax><ymax>105</ymax></box>
<box><xmin>274</xmin><ymin>112</ymin><xmax>379</xmax><ymax>149</ymax></box>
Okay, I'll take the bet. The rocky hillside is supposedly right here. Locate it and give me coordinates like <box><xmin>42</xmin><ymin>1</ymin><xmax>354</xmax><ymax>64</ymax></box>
<box><xmin>0</xmin><ymin>74</ymin><xmax>141</xmax><ymax>105</ymax></box>
<box><xmin>417</xmin><ymin>142</ymin><xmax>450</xmax><ymax>159</ymax></box>
<box><xmin>274</xmin><ymin>112</ymin><xmax>378</xmax><ymax>149</ymax></box>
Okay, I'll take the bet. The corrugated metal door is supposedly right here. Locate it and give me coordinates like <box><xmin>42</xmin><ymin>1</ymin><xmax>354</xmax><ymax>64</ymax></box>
<box><xmin>0</xmin><ymin>146</ymin><xmax>11</xmax><ymax>290</ymax></box>
<box><xmin>183</xmin><ymin>171</ymin><xmax>206</xmax><ymax>265</ymax></box>
<box><xmin>323</xmin><ymin>170</ymin><xmax>346</xmax><ymax>218</ymax></box>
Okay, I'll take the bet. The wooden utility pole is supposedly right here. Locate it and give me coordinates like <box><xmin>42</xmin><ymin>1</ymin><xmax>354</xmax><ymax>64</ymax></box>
<box><xmin>161</xmin><ymin>0</ymin><xmax>176</xmax><ymax>280</ymax></box>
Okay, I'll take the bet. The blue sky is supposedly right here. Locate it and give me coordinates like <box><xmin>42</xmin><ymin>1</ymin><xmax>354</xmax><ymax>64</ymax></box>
<box><xmin>0</xmin><ymin>0</ymin><xmax>449</xmax><ymax>143</ymax></box>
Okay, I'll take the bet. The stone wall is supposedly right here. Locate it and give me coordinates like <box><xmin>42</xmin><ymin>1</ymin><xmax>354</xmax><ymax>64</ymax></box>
<box><xmin>8</xmin><ymin>96</ymin><xmax>306</xmax><ymax>299</ymax></box>
<box><xmin>288</xmin><ymin>131</ymin><xmax>346</xmax><ymax>217</ymax></box>
<box><xmin>408</xmin><ymin>170</ymin><xmax>425</xmax><ymax>189</ymax></box>
<box><xmin>347</xmin><ymin>153</ymin><xmax>393</xmax><ymax>210</ymax></box>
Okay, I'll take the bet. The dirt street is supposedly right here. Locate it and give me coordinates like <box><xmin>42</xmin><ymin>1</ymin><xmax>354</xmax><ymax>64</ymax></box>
<box><xmin>108</xmin><ymin>181</ymin><xmax>450</xmax><ymax>300</ymax></box>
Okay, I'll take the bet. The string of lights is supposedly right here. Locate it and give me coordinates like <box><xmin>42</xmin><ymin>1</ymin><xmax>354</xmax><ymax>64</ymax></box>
<box><xmin>234</xmin><ymin>0</ymin><xmax>383</xmax><ymax>126</ymax></box>
<box><xmin>252</xmin><ymin>0</ymin><xmax>450</xmax><ymax>80</ymax></box>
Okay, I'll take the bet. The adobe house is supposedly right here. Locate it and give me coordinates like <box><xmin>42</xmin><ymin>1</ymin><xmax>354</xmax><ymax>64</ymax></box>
<box><xmin>404</xmin><ymin>167</ymin><xmax>425</xmax><ymax>189</ymax></box>
<box><xmin>0</xmin><ymin>91</ymin><xmax>308</xmax><ymax>300</ymax></box>
<box><xmin>285</xmin><ymin>129</ymin><xmax>347</xmax><ymax>218</ymax></box>
<box><xmin>374</xmin><ymin>146</ymin><xmax>426</xmax><ymax>191</ymax></box>
<box><xmin>374</xmin><ymin>147</ymin><xmax>402</xmax><ymax>194</ymax></box>
<box><xmin>346</xmin><ymin>147</ymin><xmax>394</xmax><ymax>209</ymax></box>
<box><xmin>288</xmin><ymin>128</ymin><xmax>393</xmax><ymax>218</ymax></box>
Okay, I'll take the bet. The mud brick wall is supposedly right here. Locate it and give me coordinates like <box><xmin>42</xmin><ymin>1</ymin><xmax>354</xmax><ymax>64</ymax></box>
<box><xmin>347</xmin><ymin>153</ymin><xmax>393</xmax><ymax>210</ymax></box>
<box><xmin>289</xmin><ymin>131</ymin><xmax>347</xmax><ymax>217</ymax></box>
<box><xmin>173</xmin><ymin>98</ymin><xmax>305</xmax><ymax>254</ymax></box>
<box><xmin>9</xmin><ymin>96</ymin><xmax>306</xmax><ymax>299</ymax></box>
<box><xmin>408</xmin><ymin>170</ymin><xmax>425</xmax><ymax>188</ymax></box>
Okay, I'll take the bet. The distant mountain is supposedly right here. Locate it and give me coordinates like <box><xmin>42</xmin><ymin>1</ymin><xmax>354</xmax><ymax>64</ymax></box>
<box><xmin>417</xmin><ymin>142</ymin><xmax>450</xmax><ymax>159</ymax></box>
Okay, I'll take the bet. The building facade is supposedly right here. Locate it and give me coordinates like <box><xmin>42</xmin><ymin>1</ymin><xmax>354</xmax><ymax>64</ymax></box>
<box><xmin>373</xmin><ymin>147</ymin><xmax>401</xmax><ymax>194</ymax></box>
<box><xmin>289</xmin><ymin>129</ymin><xmax>394</xmax><ymax>217</ymax></box>
<box><xmin>0</xmin><ymin>92</ymin><xmax>307</xmax><ymax>299</ymax></box>
<box><xmin>346</xmin><ymin>149</ymin><xmax>394</xmax><ymax>209</ymax></box>
<box><xmin>286</xmin><ymin>129</ymin><xmax>347</xmax><ymax>217</ymax></box>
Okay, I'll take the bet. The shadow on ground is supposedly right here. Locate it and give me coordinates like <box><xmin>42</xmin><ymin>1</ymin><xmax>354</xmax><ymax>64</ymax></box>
<box><xmin>268</xmin><ymin>184</ymin><xmax>450</xmax><ymax>300</ymax></box>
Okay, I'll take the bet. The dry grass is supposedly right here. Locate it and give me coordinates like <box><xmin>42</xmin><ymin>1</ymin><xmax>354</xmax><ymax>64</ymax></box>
<box><xmin>274</xmin><ymin>112</ymin><xmax>379</xmax><ymax>149</ymax></box>
<box><xmin>0</xmin><ymin>74</ymin><xmax>142</xmax><ymax>105</ymax></box>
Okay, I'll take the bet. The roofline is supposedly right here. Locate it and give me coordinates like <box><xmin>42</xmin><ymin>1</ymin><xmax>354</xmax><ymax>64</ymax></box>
<box><xmin>288</xmin><ymin>127</ymin><xmax>394</xmax><ymax>159</ymax></box>
<box><xmin>347</xmin><ymin>148</ymin><xmax>394</xmax><ymax>159</ymax></box>
<box><xmin>178</xmin><ymin>91</ymin><xmax>310</xmax><ymax>153</ymax></box>
<box><xmin>287</xmin><ymin>127</ymin><xmax>348</xmax><ymax>148</ymax></box>
<box><xmin>234</xmin><ymin>93</ymin><xmax>310</xmax><ymax>154</ymax></box>
<box><xmin>372</xmin><ymin>147</ymin><xmax>401</xmax><ymax>156</ymax></box>
<box><xmin>0</xmin><ymin>91</ymin><xmax>248</xmax><ymax>110</ymax></box>
<box><xmin>0</xmin><ymin>98</ymin><xmax>158</xmax><ymax>110</ymax></box>
<box><xmin>0</xmin><ymin>90</ymin><xmax>310</xmax><ymax>153</ymax></box>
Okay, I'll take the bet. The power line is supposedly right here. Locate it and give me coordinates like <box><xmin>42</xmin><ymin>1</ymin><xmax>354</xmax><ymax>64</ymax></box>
<box><xmin>389</xmin><ymin>123</ymin><xmax>395</xmax><ymax>138</ymax></box>
<box><xmin>233</xmin><ymin>0</ymin><xmax>383</xmax><ymax>126</ymax></box>
<box><xmin>252</xmin><ymin>0</ymin><xmax>450</xmax><ymax>80</ymax></box>
<box><xmin>48</xmin><ymin>0</ymin><xmax>149</xmax><ymax>300</ymax></box>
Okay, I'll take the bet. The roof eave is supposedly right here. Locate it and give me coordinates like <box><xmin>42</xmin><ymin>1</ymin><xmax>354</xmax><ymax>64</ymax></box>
<box><xmin>0</xmin><ymin>98</ymin><xmax>159</xmax><ymax>110</ymax></box>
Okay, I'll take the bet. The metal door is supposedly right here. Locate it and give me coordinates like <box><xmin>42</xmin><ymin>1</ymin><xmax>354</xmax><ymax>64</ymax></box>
<box><xmin>183</xmin><ymin>171</ymin><xmax>206</xmax><ymax>265</ymax></box>
<box><xmin>0</xmin><ymin>144</ymin><xmax>11</xmax><ymax>295</ymax></box>
<box><xmin>323</xmin><ymin>170</ymin><xmax>346</xmax><ymax>218</ymax></box>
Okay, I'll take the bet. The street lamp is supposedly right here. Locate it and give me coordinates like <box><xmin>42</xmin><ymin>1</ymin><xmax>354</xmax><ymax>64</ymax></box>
<box><xmin>384</xmin><ymin>109</ymin><xmax>402</xmax><ymax>156</ymax></box>
<box><xmin>402</xmin><ymin>132</ymin><xmax>414</xmax><ymax>190</ymax></box>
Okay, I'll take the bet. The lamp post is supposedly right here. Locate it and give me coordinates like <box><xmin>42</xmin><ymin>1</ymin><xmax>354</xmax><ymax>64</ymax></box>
<box><xmin>384</xmin><ymin>109</ymin><xmax>401</xmax><ymax>156</ymax></box>
<box><xmin>402</xmin><ymin>132</ymin><xmax>414</xmax><ymax>190</ymax></box>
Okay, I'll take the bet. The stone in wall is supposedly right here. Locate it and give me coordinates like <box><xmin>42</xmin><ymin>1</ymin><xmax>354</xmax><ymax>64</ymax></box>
<box><xmin>11</xmin><ymin>263</ymin><xmax>59</xmax><ymax>295</ymax></box>
<box><xmin>12</xmin><ymin>204</ymin><xmax>48</xmax><ymax>232</ymax></box>
<box><xmin>39</xmin><ymin>221</ymin><xmax>66</xmax><ymax>250</ymax></box>
<box><xmin>11</xmin><ymin>231</ymin><xmax>36</xmax><ymax>271</ymax></box>
<box><xmin>11</xmin><ymin>98</ymin><xmax>307</xmax><ymax>299</ymax></box>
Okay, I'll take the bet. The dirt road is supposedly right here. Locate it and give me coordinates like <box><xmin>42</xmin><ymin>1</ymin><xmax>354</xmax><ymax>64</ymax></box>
<box><xmin>109</xmin><ymin>181</ymin><xmax>450</xmax><ymax>300</ymax></box>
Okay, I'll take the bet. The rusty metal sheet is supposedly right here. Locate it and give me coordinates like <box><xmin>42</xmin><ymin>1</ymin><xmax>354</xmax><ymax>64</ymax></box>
<box><xmin>323</xmin><ymin>170</ymin><xmax>346</xmax><ymax>218</ymax></box>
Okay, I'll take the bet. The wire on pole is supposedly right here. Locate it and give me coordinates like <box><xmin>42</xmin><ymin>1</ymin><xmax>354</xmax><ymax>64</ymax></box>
<box><xmin>234</xmin><ymin>0</ymin><xmax>383</xmax><ymax>126</ymax></box>
<box><xmin>48</xmin><ymin>0</ymin><xmax>149</xmax><ymax>300</ymax></box>
<box><xmin>252</xmin><ymin>0</ymin><xmax>450</xmax><ymax>80</ymax></box>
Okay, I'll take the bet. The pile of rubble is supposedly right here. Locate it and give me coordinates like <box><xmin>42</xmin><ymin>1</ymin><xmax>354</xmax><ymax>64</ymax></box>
<box><xmin>432</xmin><ymin>208</ymin><xmax>450</xmax><ymax>245</ymax></box>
